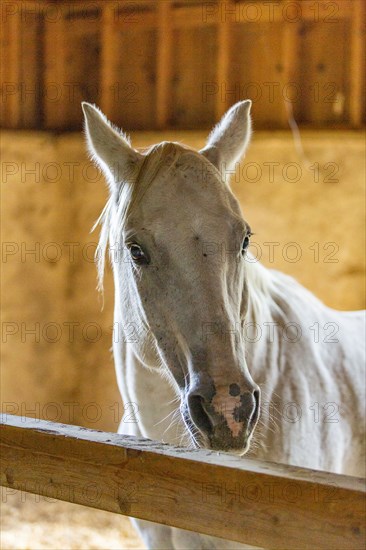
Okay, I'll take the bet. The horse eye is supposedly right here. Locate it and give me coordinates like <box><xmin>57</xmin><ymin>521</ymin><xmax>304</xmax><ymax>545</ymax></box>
<box><xmin>129</xmin><ymin>244</ymin><xmax>148</xmax><ymax>263</ymax></box>
<box><xmin>242</xmin><ymin>235</ymin><xmax>251</xmax><ymax>254</ymax></box>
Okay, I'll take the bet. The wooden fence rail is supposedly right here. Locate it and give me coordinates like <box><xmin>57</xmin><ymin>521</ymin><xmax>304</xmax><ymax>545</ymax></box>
<box><xmin>1</xmin><ymin>415</ymin><xmax>365</xmax><ymax>549</ymax></box>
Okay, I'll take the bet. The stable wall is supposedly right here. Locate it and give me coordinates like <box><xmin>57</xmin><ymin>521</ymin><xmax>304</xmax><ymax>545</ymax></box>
<box><xmin>1</xmin><ymin>129</ymin><xmax>365</xmax><ymax>431</ymax></box>
<box><xmin>1</xmin><ymin>0</ymin><xmax>365</xmax><ymax>131</ymax></box>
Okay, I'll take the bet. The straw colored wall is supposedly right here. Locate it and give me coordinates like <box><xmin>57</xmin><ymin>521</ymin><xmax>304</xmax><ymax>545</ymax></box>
<box><xmin>1</xmin><ymin>129</ymin><xmax>365</xmax><ymax>431</ymax></box>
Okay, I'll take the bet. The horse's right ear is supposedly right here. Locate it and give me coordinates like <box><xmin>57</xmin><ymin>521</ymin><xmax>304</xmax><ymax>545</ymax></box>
<box><xmin>82</xmin><ymin>102</ymin><xmax>143</xmax><ymax>192</ymax></box>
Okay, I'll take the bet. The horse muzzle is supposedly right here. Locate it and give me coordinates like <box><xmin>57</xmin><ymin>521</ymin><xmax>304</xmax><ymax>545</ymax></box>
<box><xmin>182</xmin><ymin>381</ymin><xmax>261</xmax><ymax>453</ymax></box>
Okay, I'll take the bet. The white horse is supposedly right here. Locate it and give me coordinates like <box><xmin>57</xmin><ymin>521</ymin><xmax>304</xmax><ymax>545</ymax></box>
<box><xmin>82</xmin><ymin>100</ymin><xmax>365</xmax><ymax>550</ymax></box>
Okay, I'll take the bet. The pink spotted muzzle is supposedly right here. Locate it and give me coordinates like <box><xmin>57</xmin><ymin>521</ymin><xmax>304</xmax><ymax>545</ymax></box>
<box><xmin>183</xmin><ymin>379</ymin><xmax>261</xmax><ymax>453</ymax></box>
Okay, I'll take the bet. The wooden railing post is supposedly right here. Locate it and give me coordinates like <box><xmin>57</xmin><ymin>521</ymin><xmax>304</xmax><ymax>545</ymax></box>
<box><xmin>100</xmin><ymin>2</ymin><xmax>119</xmax><ymax>121</ymax></box>
<box><xmin>216</xmin><ymin>0</ymin><xmax>232</xmax><ymax>119</ymax></box>
<box><xmin>1</xmin><ymin>3</ymin><xmax>22</xmax><ymax>127</ymax></box>
<box><xmin>156</xmin><ymin>0</ymin><xmax>173</xmax><ymax>129</ymax></box>
<box><xmin>350</xmin><ymin>0</ymin><xmax>365</xmax><ymax>128</ymax></box>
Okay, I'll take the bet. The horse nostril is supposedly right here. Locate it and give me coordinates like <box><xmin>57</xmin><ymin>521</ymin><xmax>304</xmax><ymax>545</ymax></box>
<box><xmin>251</xmin><ymin>388</ymin><xmax>261</xmax><ymax>426</ymax></box>
<box><xmin>187</xmin><ymin>395</ymin><xmax>214</xmax><ymax>436</ymax></box>
<box><xmin>253</xmin><ymin>388</ymin><xmax>260</xmax><ymax>409</ymax></box>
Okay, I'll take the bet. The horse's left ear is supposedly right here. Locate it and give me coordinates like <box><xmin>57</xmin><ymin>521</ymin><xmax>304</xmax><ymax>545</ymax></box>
<box><xmin>200</xmin><ymin>100</ymin><xmax>252</xmax><ymax>178</ymax></box>
<box><xmin>82</xmin><ymin>102</ymin><xmax>143</xmax><ymax>192</ymax></box>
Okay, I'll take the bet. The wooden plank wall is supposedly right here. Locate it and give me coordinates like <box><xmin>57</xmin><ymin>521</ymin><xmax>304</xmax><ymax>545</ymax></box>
<box><xmin>0</xmin><ymin>0</ymin><xmax>365</xmax><ymax>130</ymax></box>
<box><xmin>1</xmin><ymin>415</ymin><xmax>365</xmax><ymax>549</ymax></box>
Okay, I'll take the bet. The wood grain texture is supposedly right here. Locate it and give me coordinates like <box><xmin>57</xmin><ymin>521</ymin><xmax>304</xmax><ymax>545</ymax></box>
<box><xmin>156</xmin><ymin>0</ymin><xmax>173</xmax><ymax>129</ymax></box>
<box><xmin>43</xmin><ymin>10</ymin><xmax>67</xmax><ymax>129</ymax></box>
<box><xmin>349</xmin><ymin>0</ymin><xmax>366</xmax><ymax>127</ymax></box>
<box><xmin>298</xmin><ymin>19</ymin><xmax>351</xmax><ymax>125</ymax></box>
<box><xmin>100</xmin><ymin>4</ymin><xmax>119</xmax><ymax>119</ymax></box>
<box><xmin>171</xmin><ymin>25</ymin><xmax>217</xmax><ymax>128</ymax></box>
<box><xmin>216</xmin><ymin>0</ymin><xmax>232</xmax><ymax>119</ymax></box>
<box><xmin>1</xmin><ymin>7</ymin><xmax>22</xmax><ymax>127</ymax></box>
<box><xmin>1</xmin><ymin>415</ymin><xmax>365</xmax><ymax>549</ymax></box>
<box><xmin>1</xmin><ymin>0</ymin><xmax>363</xmax><ymax>130</ymax></box>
